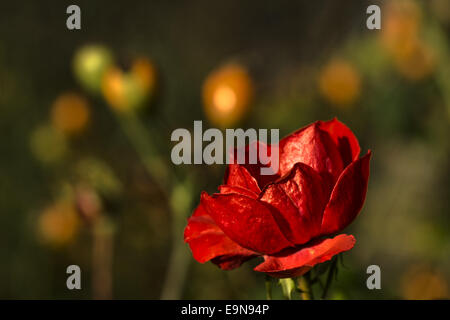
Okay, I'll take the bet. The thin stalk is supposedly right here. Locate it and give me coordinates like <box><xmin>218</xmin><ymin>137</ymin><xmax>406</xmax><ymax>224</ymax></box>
<box><xmin>305</xmin><ymin>272</ymin><xmax>315</xmax><ymax>300</ymax></box>
<box><xmin>112</xmin><ymin>111</ymin><xmax>191</xmax><ymax>299</ymax></box>
<box><xmin>265</xmin><ymin>276</ymin><xmax>272</xmax><ymax>300</ymax></box>
<box><xmin>114</xmin><ymin>112</ymin><xmax>172</xmax><ymax>190</ymax></box>
<box><xmin>160</xmin><ymin>187</ymin><xmax>192</xmax><ymax>299</ymax></box>
<box><xmin>321</xmin><ymin>257</ymin><xmax>338</xmax><ymax>299</ymax></box>
<box><xmin>92</xmin><ymin>216</ymin><xmax>114</xmax><ymax>299</ymax></box>
<box><xmin>159</xmin><ymin>228</ymin><xmax>190</xmax><ymax>299</ymax></box>
<box><xmin>298</xmin><ymin>276</ymin><xmax>312</xmax><ymax>300</ymax></box>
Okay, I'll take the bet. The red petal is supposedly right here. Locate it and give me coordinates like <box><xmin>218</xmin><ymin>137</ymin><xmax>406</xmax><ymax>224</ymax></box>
<box><xmin>224</xmin><ymin>164</ymin><xmax>261</xmax><ymax>194</ymax></box>
<box><xmin>184</xmin><ymin>200</ymin><xmax>257</xmax><ymax>269</ymax></box>
<box><xmin>320</xmin><ymin>151</ymin><xmax>371</xmax><ymax>235</ymax></box>
<box><xmin>202</xmin><ymin>192</ymin><xmax>293</xmax><ymax>254</ymax></box>
<box><xmin>184</xmin><ymin>201</ymin><xmax>217</xmax><ymax>243</ymax></box>
<box><xmin>279</xmin><ymin>122</ymin><xmax>344</xmax><ymax>192</ymax></box>
<box><xmin>254</xmin><ymin>234</ymin><xmax>356</xmax><ymax>278</ymax></box>
<box><xmin>218</xmin><ymin>185</ymin><xmax>259</xmax><ymax>199</ymax></box>
<box><xmin>227</xmin><ymin>141</ymin><xmax>279</xmax><ymax>189</ymax></box>
<box><xmin>211</xmin><ymin>255</ymin><xmax>255</xmax><ymax>270</ymax></box>
<box><xmin>259</xmin><ymin>163</ymin><xmax>327</xmax><ymax>245</ymax></box>
<box><xmin>318</xmin><ymin>118</ymin><xmax>361</xmax><ymax>167</ymax></box>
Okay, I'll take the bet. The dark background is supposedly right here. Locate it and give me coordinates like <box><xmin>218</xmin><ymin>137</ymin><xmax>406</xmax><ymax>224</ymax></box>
<box><xmin>0</xmin><ymin>0</ymin><xmax>448</xmax><ymax>299</ymax></box>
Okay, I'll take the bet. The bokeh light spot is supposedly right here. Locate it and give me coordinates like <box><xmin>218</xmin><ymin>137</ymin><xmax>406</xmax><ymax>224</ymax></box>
<box><xmin>213</xmin><ymin>85</ymin><xmax>237</xmax><ymax>114</ymax></box>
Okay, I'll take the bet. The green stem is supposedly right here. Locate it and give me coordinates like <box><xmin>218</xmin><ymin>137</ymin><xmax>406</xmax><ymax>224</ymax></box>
<box><xmin>114</xmin><ymin>111</ymin><xmax>172</xmax><ymax>190</ymax></box>
<box><xmin>112</xmin><ymin>110</ymin><xmax>192</xmax><ymax>299</ymax></box>
<box><xmin>321</xmin><ymin>257</ymin><xmax>337</xmax><ymax>299</ymax></box>
<box><xmin>298</xmin><ymin>276</ymin><xmax>312</xmax><ymax>300</ymax></box>
<box><xmin>265</xmin><ymin>276</ymin><xmax>272</xmax><ymax>300</ymax></box>
<box><xmin>160</xmin><ymin>182</ymin><xmax>193</xmax><ymax>299</ymax></box>
<box><xmin>305</xmin><ymin>272</ymin><xmax>315</xmax><ymax>300</ymax></box>
<box><xmin>92</xmin><ymin>216</ymin><xmax>114</xmax><ymax>299</ymax></box>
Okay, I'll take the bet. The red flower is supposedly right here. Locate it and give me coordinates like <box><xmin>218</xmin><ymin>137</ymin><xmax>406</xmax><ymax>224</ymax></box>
<box><xmin>184</xmin><ymin>118</ymin><xmax>371</xmax><ymax>278</ymax></box>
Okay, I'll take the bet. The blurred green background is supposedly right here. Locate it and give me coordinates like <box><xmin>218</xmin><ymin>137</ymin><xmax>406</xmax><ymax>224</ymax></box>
<box><xmin>0</xmin><ymin>0</ymin><xmax>449</xmax><ymax>299</ymax></box>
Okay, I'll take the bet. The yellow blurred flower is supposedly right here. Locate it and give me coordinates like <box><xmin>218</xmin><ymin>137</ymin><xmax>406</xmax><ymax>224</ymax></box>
<box><xmin>30</xmin><ymin>125</ymin><xmax>68</xmax><ymax>164</ymax></box>
<box><xmin>101</xmin><ymin>57</ymin><xmax>156</xmax><ymax>112</ymax></box>
<box><xmin>381</xmin><ymin>0</ymin><xmax>421</xmax><ymax>60</ymax></box>
<box><xmin>73</xmin><ymin>45</ymin><xmax>114</xmax><ymax>94</ymax></box>
<box><xmin>380</xmin><ymin>0</ymin><xmax>435</xmax><ymax>81</ymax></box>
<box><xmin>202</xmin><ymin>63</ymin><xmax>253</xmax><ymax>128</ymax></box>
<box><xmin>132</xmin><ymin>58</ymin><xmax>157</xmax><ymax>93</ymax></box>
<box><xmin>318</xmin><ymin>59</ymin><xmax>361</xmax><ymax>107</ymax></box>
<box><xmin>51</xmin><ymin>92</ymin><xmax>90</xmax><ymax>135</ymax></box>
<box><xmin>401</xmin><ymin>265</ymin><xmax>449</xmax><ymax>299</ymax></box>
<box><xmin>38</xmin><ymin>202</ymin><xmax>81</xmax><ymax>247</ymax></box>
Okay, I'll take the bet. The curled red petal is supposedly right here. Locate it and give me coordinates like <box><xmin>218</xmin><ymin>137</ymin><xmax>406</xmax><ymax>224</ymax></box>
<box><xmin>184</xmin><ymin>200</ymin><xmax>257</xmax><ymax>269</ymax></box>
<box><xmin>218</xmin><ymin>185</ymin><xmax>259</xmax><ymax>199</ymax></box>
<box><xmin>320</xmin><ymin>151</ymin><xmax>371</xmax><ymax>235</ymax></box>
<box><xmin>318</xmin><ymin>118</ymin><xmax>361</xmax><ymax>167</ymax></box>
<box><xmin>259</xmin><ymin>163</ymin><xmax>327</xmax><ymax>245</ymax></box>
<box><xmin>184</xmin><ymin>200</ymin><xmax>217</xmax><ymax>243</ymax></box>
<box><xmin>227</xmin><ymin>141</ymin><xmax>279</xmax><ymax>189</ymax></box>
<box><xmin>223</xmin><ymin>164</ymin><xmax>261</xmax><ymax>194</ymax></box>
<box><xmin>279</xmin><ymin>122</ymin><xmax>344</xmax><ymax>192</ymax></box>
<box><xmin>201</xmin><ymin>192</ymin><xmax>293</xmax><ymax>254</ymax></box>
<box><xmin>254</xmin><ymin>234</ymin><xmax>356</xmax><ymax>278</ymax></box>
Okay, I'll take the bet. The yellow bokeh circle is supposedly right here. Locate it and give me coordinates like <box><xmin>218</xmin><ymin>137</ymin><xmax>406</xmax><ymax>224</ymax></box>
<box><xmin>202</xmin><ymin>63</ymin><xmax>253</xmax><ymax>128</ymax></box>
